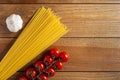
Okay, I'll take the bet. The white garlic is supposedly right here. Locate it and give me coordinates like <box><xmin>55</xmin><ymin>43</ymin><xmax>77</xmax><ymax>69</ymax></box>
<box><xmin>6</xmin><ymin>14</ymin><xmax>23</xmax><ymax>32</ymax></box>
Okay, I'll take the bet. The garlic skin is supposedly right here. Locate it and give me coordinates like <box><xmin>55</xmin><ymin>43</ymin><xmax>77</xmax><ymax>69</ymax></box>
<box><xmin>6</xmin><ymin>14</ymin><xmax>23</xmax><ymax>32</ymax></box>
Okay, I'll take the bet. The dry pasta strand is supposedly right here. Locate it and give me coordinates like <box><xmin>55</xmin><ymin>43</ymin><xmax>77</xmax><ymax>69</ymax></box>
<box><xmin>0</xmin><ymin>7</ymin><xmax>68</xmax><ymax>80</ymax></box>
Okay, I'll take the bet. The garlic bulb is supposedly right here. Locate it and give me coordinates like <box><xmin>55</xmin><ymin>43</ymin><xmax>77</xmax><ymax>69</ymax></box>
<box><xmin>6</xmin><ymin>14</ymin><xmax>23</xmax><ymax>32</ymax></box>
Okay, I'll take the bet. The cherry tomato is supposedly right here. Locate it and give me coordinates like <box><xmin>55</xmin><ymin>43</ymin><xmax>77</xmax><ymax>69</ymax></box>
<box><xmin>59</xmin><ymin>51</ymin><xmax>69</xmax><ymax>62</ymax></box>
<box><xmin>53</xmin><ymin>61</ymin><xmax>63</xmax><ymax>70</ymax></box>
<box><xmin>35</xmin><ymin>61</ymin><xmax>45</xmax><ymax>72</ymax></box>
<box><xmin>46</xmin><ymin>67</ymin><xmax>55</xmax><ymax>77</ymax></box>
<box><xmin>26</xmin><ymin>67</ymin><xmax>37</xmax><ymax>79</ymax></box>
<box><xmin>44</xmin><ymin>55</ymin><xmax>53</xmax><ymax>65</ymax></box>
<box><xmin>50</xmin><ymin>48</ymin><xmax>60</xmax><ymax>58</ymax></box>
<box><xmin>18</xmin><ymin>75</ymin><xmax>28</xmax><ymax>80</ymax></box>
<box><xmin>37</xmin><ymin>74</ymin><xmax>48</xmax><ymax>80</ymax></box>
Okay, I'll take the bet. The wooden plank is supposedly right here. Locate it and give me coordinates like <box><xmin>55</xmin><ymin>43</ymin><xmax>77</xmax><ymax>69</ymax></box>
<box><xmin>8</xmin><ymin>72</ymin><xmax>120</xmax><ymax>80</ymax></box>
<box><xmin>0</xmin><ymin>0</ymin><xmax>120</xmax><ymax>3</ymax></box>
<box><xmin>1</xmin><ymin>38</ymin><xmax>120</xmax><ymax>71</ymax></box>
<box><xmin>1</xmin><ymin>4</ymin><xmax>120</xmax><ymax>37</ymax></box>
<box><xmin>0</xmin><ymin>38</ymin><xmax>15</xmax><ymax>61</ymax></box>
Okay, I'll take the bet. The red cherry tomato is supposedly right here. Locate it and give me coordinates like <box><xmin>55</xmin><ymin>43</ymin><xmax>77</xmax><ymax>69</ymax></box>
<box><xmin>35</xmin><ymin>61</ymin><xmax>45</xmax><ymax>72</ymax></box>
<box><xmin>18</xmin><ymin>75</ymin><xmax>28</xmax><ymax>80</ymax></box>
<box><xmin>37</xmin><ymin>74</ymin><xmax>48</xmax><ymax>80</ymax></box>
<box><xmin>60</xmin><ymin>51</ymin><xmax>69</xmax><ymax>62</ymax></box>
<box><xmin>26</xmin><ymin>67</ymin><xmax>37</xmax><ymax>79</ymax></box>
<box><xmin>53</xmin><ymin>61</ymin><xmax>63</xmax><ymax>70</ymax></box>
<box><xmin>50</xmin><ymin>48</ymin><xmax>60</xmax><ymax>58</ymax></box>
<box><xmin>44</xmin><ymin>55</ymin><xmax>53</xmax><ymax>65</ymax></box>
<box><xmin>46</xmin><ymin>67</ymin><xmax>55</xmax><ymax>77</ymax></box>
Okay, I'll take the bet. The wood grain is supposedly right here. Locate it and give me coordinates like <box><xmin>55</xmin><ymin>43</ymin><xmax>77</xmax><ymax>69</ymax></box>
<box><xmin>0</xmin><ymin>3</ymin><xmax>120</xmax><ymax>80</ymax></box>
<box><xmin>8</xmin><ymin>72</ymin><xmax>120</xmax><ymax>80</ymax></box>
<box><xmin>1</xmin><ymin>38</ymin><xmax>120</xmax><ymax>71</ymax></box>
<box><xmin>1</xmin><ymin>4</ymin><xmax>120</xmax><ymax>37</ymax></box>
<box><xmin>0</xmin><ymin>38</ymin><xmax>15</xmax><ymax>61</ymax></box>
<box><xmin>0</xmin><ymin>0</ymin><xmax>120</xmax><ymax>3</ymax></box>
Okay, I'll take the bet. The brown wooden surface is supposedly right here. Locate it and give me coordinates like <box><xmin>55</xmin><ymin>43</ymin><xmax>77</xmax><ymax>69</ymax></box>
<box><xmin>1</xmin><ymin>4</ymin><xmax>120</xmax><ymax>37</ymax></box>
<box><xmin>0</xmin><ymin>0</ymin><xmax>120</xmax><ymax>3</ymax></box>
<box><xmin>8</xmin><ymin>72</ymin><xmax>120</xmax><ymax>80</ymax></box>
<box><xmin>0</xmin><ymin>0</ymin><xmax>120</xmax><ymax>80</ymax></box>
<box><xmin>2</xmin><ymin>38</ymin><xmax>120</xmax><ymax>72</ymax></box>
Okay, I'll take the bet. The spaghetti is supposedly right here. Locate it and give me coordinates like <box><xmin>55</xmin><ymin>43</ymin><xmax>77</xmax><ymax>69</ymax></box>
<box><xmin>0</xmin><ymin>7</ymin><xmax>68</xmax><ymax>80</ymax></box>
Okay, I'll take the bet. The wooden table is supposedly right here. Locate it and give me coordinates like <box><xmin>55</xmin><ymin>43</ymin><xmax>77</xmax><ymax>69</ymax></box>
<box><xmin>1</xmin><ymin>0</ymin><xmax>120</xmax><ymax>80</ymax></box>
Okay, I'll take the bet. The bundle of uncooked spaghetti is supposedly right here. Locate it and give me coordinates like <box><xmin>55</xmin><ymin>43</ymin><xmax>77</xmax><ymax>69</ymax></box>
<box><xmin>0</xmin><ymin>7</ymin><xmax>68</xmax><ymax>80</ymax></box>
